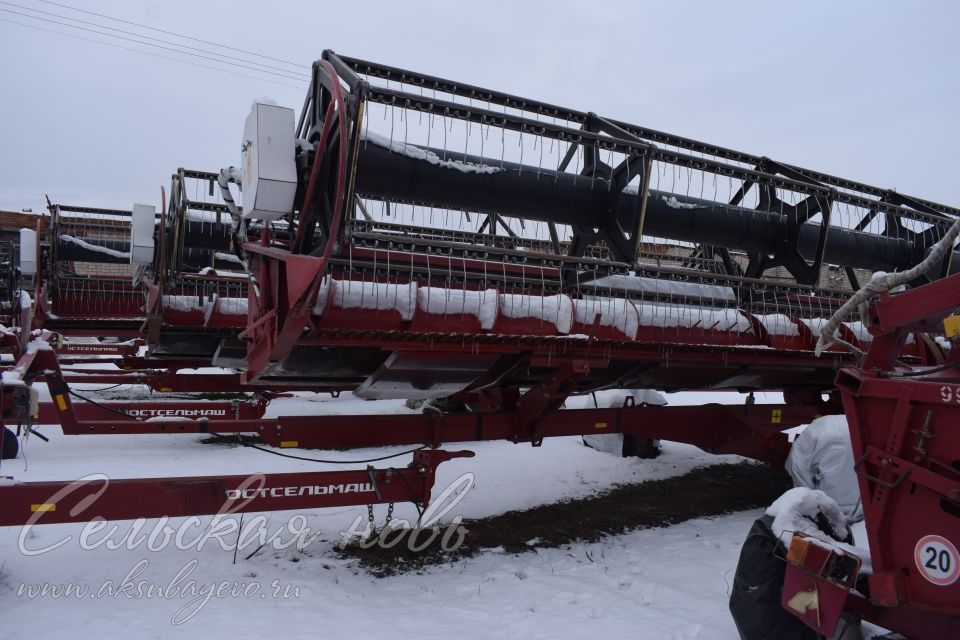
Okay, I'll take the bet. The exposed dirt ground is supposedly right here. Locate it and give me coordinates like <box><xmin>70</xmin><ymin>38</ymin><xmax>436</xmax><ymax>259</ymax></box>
<box><xmin>339</xmin><ymin>461</ymin><xmax>791</xmax><ymax>576</ymax></box>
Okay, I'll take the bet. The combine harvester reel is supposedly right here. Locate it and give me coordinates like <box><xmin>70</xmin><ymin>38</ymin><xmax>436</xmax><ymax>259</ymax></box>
<box><xmin>0</xmin><ymin>52</ymin><xmax>957</xmax><ymax>613</ymax></box>
<box><xmin>246</xmin><ymin>53</ymin><xmax>950</xmax><ymax>390</ymax></box>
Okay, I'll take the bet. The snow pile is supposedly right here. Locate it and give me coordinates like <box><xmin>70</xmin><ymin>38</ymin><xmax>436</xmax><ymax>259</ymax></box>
<box><xmin>799</xmin><ymin>317</ymin><xmax>828</xmax><ymax>337</ymax></box>
<box><xmin>186</xmin><ymin>210</ymin><xmax>228</xmax><ymax>224</ymax></box>
<box><xmin>593</xmin><ymin>275</ymin><xmax>736</xmax><ymax>302</ymax></box>
<box><xmin>214</xmin><ymin>252</ymin><xmax>243</xmax><ymax>265</ymax></box>
<box><xmin>215</xmin><ymin>297</ymin><xmax>248</xmax><ymax>316</ymax></box>
<box><xmin>661</xmin><ymin>195</ymin><xmax>702</xmax><ymax>210</ymax></box>
<box><xmin>417</xmin><ymin>287</ymin><xmax>498</xmax><ymax>330</ymax></box>
<box><xmin>1</xmin><ymin>369</ymin><xmax>25</xmax><ymax>386</ymax></box>
<box><xmin>161</xmin><ymin>295</ymin><xmax>246</xmax><ymax>319</ymax></box>
<box><xmin>162</xmin><ymin>295</ymin><xmax>205</xmax><ymax>313</ymax></box>
<box><xmin>60</xmin><ymin>235</ymin><xmax>130</xmax><ymax>260</ymax></box>
<box><xmin>766</xmin><ymin>487</ymin><xmax>873</xmax><ymax>574</ymax></box>
<box><xmin>843</xmin><ymin>321</ymin><xmax>872</xmax><ymax>344</ymax></box>
<box><xmin>26</xmin><ymin>337</ymin><xmax>52</xmax><ymax>354</ymax></box>
<box><xmin>329</xmin><ymin>280</ymin><xmax>418</xmax><ymax>321</ymax></box>
<box><xmin>636</xmin><ymin>301</ymin><xmax>696</xmax><ymax>329</ymax></box>
<box><xmin>363</xmin><ymin>130</ymin><xmax>501</xmax><ymax>175</ymax></box>
<box><xmin>635</xmin><ymin>301</ymin><xmax>751</xmax><ymax>331</ymax></box>
<box><xmin>766</xmin><ymin>487</ymin><xmax>849</xmax><ymax>547</ymax></box>
<box><xmin>499</xmin><ymin>293</ymin><xmax>573</xmax><ymax>333</ymax></box>
<box><xmin>786</xmin><ymin>415</ymin><xmax>863</xmax><ymax>522</ymax></box>
<box><xmin>631</xmin><ymin>388</ymin><xmax>669</xmax><ymax>405</ymax></box>
<box><xmin>574</xmin><ymin>296</ymin><xmax>639</xmax><ymax>339</ymax></box>
<box><xmin>755</xmin><ymin>313</ymin><xmax>800</xmax><ymax>337</ymax></box>
<box><xmin>198</xmin><ymin>267</ymin><xmax>248</xmax><ymax>279</ymax></box>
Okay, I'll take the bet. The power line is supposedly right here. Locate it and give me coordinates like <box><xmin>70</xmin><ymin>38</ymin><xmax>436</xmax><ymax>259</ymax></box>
<box><xmin>0</xmin><ymin>6</ymin><xmax>308</xmax><ymax>83</ymax></box>
<box><xmin>0</xmin><ymin>1</ymin><xmax>310</xmax><ymax>78</ymax></box>
<box><xmin>36</xmin><ymin>0</ymin><xmax>305</xmax><ymax>69</ymax></box>
<box><xmin>0</xmin><ymin>5</ymin><xmax>307</xmax><ymax>83</ymax></box>
<box><xmin>0</xmin><ymin>17</ymin><xmax>305</xmax><ymax>90</ymax></box>
<box><xmin>206</xmin><ymin>432</ymin><xmax>430</xmax><ymax>465</ymax></box>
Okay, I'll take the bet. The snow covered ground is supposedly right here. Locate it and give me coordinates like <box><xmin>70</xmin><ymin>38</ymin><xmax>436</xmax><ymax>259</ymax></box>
<box><xmin>0</xmin><ymin>390</ymin><xmax>782</xmax><ymax>639</ymax></box>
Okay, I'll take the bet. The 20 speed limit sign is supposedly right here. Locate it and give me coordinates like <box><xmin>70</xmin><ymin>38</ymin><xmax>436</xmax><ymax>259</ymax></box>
<box><xmin>914</xmin><ymin>535</ymin><xmax>960</xmax><ymax>586</ymax></box>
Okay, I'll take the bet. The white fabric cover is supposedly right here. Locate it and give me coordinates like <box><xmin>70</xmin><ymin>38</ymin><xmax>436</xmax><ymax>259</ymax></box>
<box><xmin>785</xmin><ymin>415</ymin><xmax>863</xmax><ymax>522</ymax></box>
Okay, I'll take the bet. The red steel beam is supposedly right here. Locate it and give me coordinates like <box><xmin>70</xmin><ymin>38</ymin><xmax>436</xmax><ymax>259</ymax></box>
<box><xmin>250</xmin><ymin>402</ymin><xmax>810</xmax><ymax>464</ymax></box>
<box><xmin>871</xmin><ymin>272</ymin><xmax>960</xmax><ymax>333</ymax></box>
<box><xmin>35</xmin><ymin>398</ymin><xmax>268</xmax><ymax>424</ymax></box>
<box><xmin>46</xmin><ymin>386</ymin><xmax>814</xmax><ymax>465</ymax></box>
<box><xmin>0</xmin><ymin>449</ymin><xmax>473</xmax><ymax>527</ymax></box>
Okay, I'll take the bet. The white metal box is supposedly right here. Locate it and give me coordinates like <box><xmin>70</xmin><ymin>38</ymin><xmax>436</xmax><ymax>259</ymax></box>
<box><xmin>19</xmin><ymin>228</ymin><xmax>36</xmax><ymax>275</ymax></box>
<box><xmin>130</xmin><ymin>202</ymin><xmax>156</xmax><ymax>265</ymax></box>
<box><xmin>242</xmin><ymin>102</ymin><xmax>297</xmax><ymax>220</ymax></box>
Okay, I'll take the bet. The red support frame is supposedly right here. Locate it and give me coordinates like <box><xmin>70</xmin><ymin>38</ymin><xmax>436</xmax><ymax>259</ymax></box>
<box><xmin>14</xmin><ymin>346</ymin><xmax>823</xmax><ymax>465</ymax></box>
<box><xmin>241</xmin><ymin>60</ymin><xmax>351</xmax><ymax>383</ymax></box>
<box><xmin>0</xmin><ymin>449</ymin><xmax>474</xmax><ymax>527</ymax></box>
<box><xmin>778</xmin><ymin>272</ymin><xmax>960</xmax><ymax>637</ymax></box>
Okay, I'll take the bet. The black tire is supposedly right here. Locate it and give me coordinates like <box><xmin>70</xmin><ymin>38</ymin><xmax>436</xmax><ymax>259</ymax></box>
<box><xmin>1</xmin><ymin>426</ymin><xmax>18</xmax><ymax>459</ymax></box>
<box><xmin>729</xmin><ymin>515</ymin><xmax>816</xmax><ymax>640</ymax></box>
<box><xmin>622</xmin><ymin>435</ymin><xmax>661</xmax><ymax>459</ymax></box>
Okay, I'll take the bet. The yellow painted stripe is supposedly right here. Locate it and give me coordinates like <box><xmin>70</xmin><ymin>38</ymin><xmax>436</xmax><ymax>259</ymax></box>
<box><xmin>31</xmin><ymin>503</ymin><xmax>56</xmax><ymax>513</ymax></box>
<box><xmin>771</xmin><ymin>409</ymin><xmax>782</xmax><ymax>424</ymax></box>
<box><xmin>279</xmin><ymin>440</ymin><xmax>299</xmax><ymax>448</ymax></box>
<box><xmin>54</xmin><ymin>394</ymin><xmax>67</xmax><ymax>411</ymax></box>
<box><xmin>594</xmin><ymin>422</ymin><xmax>608</xmax><ymax>430</ymax></box>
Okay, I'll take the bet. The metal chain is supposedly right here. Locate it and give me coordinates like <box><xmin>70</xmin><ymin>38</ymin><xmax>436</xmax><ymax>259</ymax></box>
<box><xmin>364</xmin><ymin>502</ymin><xmax>396</xmax><ymax>540</ymax></box>
<box><xmin>365</xmin><ymin>504</ymin><xmax>375</xmax><ymax>540</ymax></box>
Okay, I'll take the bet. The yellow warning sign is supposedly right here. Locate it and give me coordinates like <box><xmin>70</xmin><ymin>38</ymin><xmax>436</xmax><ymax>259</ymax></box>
<box><xmin>771</xmin><ymin>409</ymin><xmax>782</xmax><ymax>424</ymax></box>
<box><xmin>944</xmin><ymin>315</ymin><xmax>960</xmax><ymax>339</ymax></box>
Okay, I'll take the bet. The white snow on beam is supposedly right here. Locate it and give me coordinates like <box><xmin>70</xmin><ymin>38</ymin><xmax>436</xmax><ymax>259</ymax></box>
<box><xmin>60</xmin><ymin>234</ymin><xmax>130</xmax><ymax>260</ymax></box>
<box><xmin>362</xmin><ymin>130</ymin><xmax>501</xmax><ymax>175</ymax></box>
<box><xmin>499</xmin><ymin>293</ymin><xmax>573</xmax><ymax>334</ymax></box>
<box><xmin>417</xmin><ymin>287</ymin><xmax>498</xmax><ymax>330</ymax></box>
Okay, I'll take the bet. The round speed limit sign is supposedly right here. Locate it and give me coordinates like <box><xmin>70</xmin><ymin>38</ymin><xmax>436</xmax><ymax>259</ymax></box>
<box><xmin>914</xmin><ymin>535</ymin><xmax>960</xmax><ymax>586</ymax></box>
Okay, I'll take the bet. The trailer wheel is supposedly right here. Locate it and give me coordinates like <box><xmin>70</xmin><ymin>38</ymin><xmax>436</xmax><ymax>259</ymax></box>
<box><xmin>2</xmin><ymin>426</ymin><xmax>18</xmax><ymax>459</ymax></box>
<box><xmin>623</xmin><ymin>435</ymin><xmax>661</xmax><ymax>459</ymax></box>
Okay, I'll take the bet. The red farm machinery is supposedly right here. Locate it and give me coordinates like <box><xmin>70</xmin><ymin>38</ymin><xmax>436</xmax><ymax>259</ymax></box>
<box><xmin>1</xmin><ymin>51</ymin><xmax>958</xmax><ymax>637</ymax></box>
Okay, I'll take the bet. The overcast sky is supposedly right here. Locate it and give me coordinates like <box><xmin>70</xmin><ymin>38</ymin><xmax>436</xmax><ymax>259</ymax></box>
<box><xmin>1</xmin><ymin>0</ymin><xmax>957</xmax><ymax>213</ymax></box>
